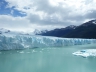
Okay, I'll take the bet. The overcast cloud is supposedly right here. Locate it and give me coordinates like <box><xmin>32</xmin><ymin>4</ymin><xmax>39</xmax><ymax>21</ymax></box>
<box><xmin>0</xmin><ymin>0</ymin><xmax>96</xmax><ymax>32</ymax></box>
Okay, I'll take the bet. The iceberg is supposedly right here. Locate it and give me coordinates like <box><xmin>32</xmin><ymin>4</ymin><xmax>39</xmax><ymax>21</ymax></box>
<box><xmin>0</xmin><ymin>34</ymin><xmax>96</xmax><ymax>50</ymax></box>
<box><xmin>73</xmin><ymin>49</ymin><xmax>96</xmax><ymax>57</ymax></box>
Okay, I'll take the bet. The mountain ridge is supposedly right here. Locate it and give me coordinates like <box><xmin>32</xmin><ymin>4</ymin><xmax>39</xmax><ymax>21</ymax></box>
<box><xmin>38</xmin><ymin>19</ymin><xmax>96</xmax><ymax>39</ymax></box>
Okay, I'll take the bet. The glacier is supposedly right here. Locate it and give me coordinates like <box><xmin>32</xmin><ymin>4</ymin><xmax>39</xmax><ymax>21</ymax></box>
<box><xmin>0</xmin><ymin>34</ymin><xmax>96</xmax><ymax>50</ymax></box>
<box><xmin>73</xmin><ymin>49</ymin><xmax>96</xmax><ymax>57</ymax></box>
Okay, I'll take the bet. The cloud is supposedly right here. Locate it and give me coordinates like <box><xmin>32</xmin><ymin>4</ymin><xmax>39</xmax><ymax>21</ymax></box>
<box><xmin>0</xmin><ymin>0</ymin><xmax>96</xmax><ymax>32</ymax></box>
<box><xmin>85</xmin><ymin>10</ymin><xmax>96</xmax><ymax>19</ymax></box>
<box><xmin>0</xmin><ymin>15</ymin><xmax>63</xmax><ymax>32</ymax></box>
<box><xmin>0</xmin><ymin>15</ymin><xmax>32</xmax><ymax>31</ymax></box>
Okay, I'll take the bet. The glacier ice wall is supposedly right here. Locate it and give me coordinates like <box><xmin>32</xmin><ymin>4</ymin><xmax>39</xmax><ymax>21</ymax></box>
<box><xmin>0</xmin><ymin>35</ymin><xmax>96</xmax><ymax>50</ymax></box>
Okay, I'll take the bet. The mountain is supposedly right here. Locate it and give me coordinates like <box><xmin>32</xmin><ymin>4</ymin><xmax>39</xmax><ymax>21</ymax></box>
<box><xmin>33</xmin><ymin>29</ymin><xmax>48</xmax><ymax>35</ymax></box>
<box><xmin>37</xmin><ymin>25</ymin><xmax>76</xmax><ymax>37</ymax></box>
<box><xmin>65</xmin><ymin>25</ymin><xmax>77</xmax><ymax>29</ymax></box>
<box><xmin>1</xmin><ymin>19</ymin><xmax>96</xmax><ymax>39</ymax></box>
<box><xmin>64</xmin><ymin>20</ymin><xmax>96</xmax><ymax>38</ymax></box>
<box><xmin>0</xmin><ymin>28</ymin><xmax>10</xmax><ymax>34</ymax></box>
<box><xmin>0</xmin><ymin>28</ymin><xmax>34</xmax><ymax>35</ymax></box>
<box><xmin>38</xmin><ymin>20</ymin><xmax>96</xmax><ymax>39</ymax></box>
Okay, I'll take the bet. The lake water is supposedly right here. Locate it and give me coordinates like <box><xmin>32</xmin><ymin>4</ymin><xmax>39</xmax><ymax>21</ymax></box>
<box><xmin>0</xmin><ymin>44</ymin><xmax>96</xmax><ymax>72</ymax></box>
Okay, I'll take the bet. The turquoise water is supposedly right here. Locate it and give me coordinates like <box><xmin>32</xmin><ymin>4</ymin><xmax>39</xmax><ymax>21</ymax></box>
<box><xmin>0</xmin><ymin>44</ymin><xmax>96</xmax><ymax>72</ymax></box>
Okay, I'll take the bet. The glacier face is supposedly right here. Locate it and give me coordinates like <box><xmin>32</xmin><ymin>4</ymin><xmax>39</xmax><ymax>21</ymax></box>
<box><xmin>0</xmin><ymin>34</ymin><xmax>96</xmax><ymax>50</ymax></box>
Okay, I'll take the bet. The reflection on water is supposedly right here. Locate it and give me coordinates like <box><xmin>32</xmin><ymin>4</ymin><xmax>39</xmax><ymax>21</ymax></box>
<box><xmin>0</xmin><ymin>44</ymin><xmax>96</xmax><ymax>72</ymax></box>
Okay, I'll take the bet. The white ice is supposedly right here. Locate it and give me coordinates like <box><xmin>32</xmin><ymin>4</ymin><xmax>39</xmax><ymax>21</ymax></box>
<box><xmin>73</xmin><ymin>49</ymin><xmax>96</xmax><ymax>57</ymax></box>
<box><xmin>0</xmin><ymin>34</ymin><xmax>96</xmax><ymax>50</ymax></box>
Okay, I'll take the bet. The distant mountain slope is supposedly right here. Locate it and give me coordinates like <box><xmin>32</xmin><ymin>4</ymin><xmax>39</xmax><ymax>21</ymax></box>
<box><xmin>64</xmin><ymin>20</ymin><xmax>96</xmax><ymax>38</ymax></box>
<box><xmin>38</xmin><ymin>20</ymin><xmax>96</xmax><ymax>39</ymax></box>
<box><xmin>39</xmin><ymin>25</ymin><xmax>76</xmax><ymax>37</ymax></box>
<box><xmin>0</xmin><ymin>28</ymin><xmax>10</xmax><ymax>34</ymax></box>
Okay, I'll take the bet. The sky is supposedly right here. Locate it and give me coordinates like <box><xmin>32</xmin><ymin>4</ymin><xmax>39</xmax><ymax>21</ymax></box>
<box><xmin>0</xmin><ymin>0</ymin><xmax>96</xmax><ymax>32</ymax></box>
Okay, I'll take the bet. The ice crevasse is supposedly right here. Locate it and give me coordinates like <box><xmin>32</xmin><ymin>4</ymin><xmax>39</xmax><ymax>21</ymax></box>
<box><xmin>0</xmin><ymin>34</ymin><xmax>96</xmax><ymax>50</ymax></box>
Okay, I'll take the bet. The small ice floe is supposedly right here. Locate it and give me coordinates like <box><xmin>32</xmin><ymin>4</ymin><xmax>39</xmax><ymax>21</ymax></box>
<box><xmin>42</xmin><ymin>49</ymin><xmax>44</xmax><ymax>50</ymax></box>
<box><xmin>17</xmin><ymin>51</ymin><xmax>19</xmax><ymax>52</ymax></box>
<box><xmin>73</xmin><ymin>49</ymin><xmax>96</xmax><ymax>58</ymax></box>
<box><xmin>19</xmin><ymin>51</ymin><xmax>24</xmax><ymax>53</ymax></box>
<box><xmin>32</xmin><ymin>50</ymin><xmax>37</xmax><ymax>53</ymax></box>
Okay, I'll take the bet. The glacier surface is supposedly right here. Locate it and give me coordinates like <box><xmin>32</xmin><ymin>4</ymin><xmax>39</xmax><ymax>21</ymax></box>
<box><xmin>0</xmin><ymin>34</ymin><xmax>96</xmax><ymax>50</ymax></box>
<box><xmin>73</xmin><ymin>49</ymin><xmax>96</xmax><ymax>57</ymax></box>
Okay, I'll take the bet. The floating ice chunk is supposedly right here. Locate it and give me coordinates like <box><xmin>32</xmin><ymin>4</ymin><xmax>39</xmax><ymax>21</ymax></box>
<box><xmin>17</xmin><ymin>51</ymin><xmax>19</xmax><ymax>52</ymax></box>
<box><xmin>19</xmin><ymin>51</ymin><xmax>24</xmax><ymax>53</ymax></box>
<box><xmin>42</xmin><ymin>49</ymin><xmax>44</xmax><ymax>50</ymax></box>
<box><xmin>73</xmin><ymin>49</ymin><xmax>96</xmax><ymax>57</ymax></box>
<box><xmin>32</xmin><ymin>50</ymin><xmax>37</xmax><ymax>52</ymax></box>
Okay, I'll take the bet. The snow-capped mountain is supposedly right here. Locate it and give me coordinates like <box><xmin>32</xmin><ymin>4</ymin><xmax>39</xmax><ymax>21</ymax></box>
<box><xmin>33</xmin><ymin>29</ymin><xmax>41</xmax><ymax>34</ymax></box>
<box><xmin>81</xmin><ymin>19</ymin><xmax>96</xmax><ymax>26</ymax></box>
<box><xmin>0</xmin><ymin>28</ymin><xmax>10</xmax><ymax>34</ymax></box>
<box><xmin>0</xmin><ymin>28</ymin><xmax>35</xmax><ymax>35</ymax></box>
<box><xmin>65</xmin><ymin>25</ymin><xmax>77</xmax><ymax>29</ymax></box>
<box><xmin>92</xmin><ymin>20</ymin><xmax>96</xmax><ymax>24</ymax></box>
<box><xmin>37</xmin><ymin>19</ymin><xmax>96</xmax><ymax>38</ymax></box>
<box><xmin>33</xmin><ymin>29</ymin><xmax>48</xmax><ymax>35</ymax></box>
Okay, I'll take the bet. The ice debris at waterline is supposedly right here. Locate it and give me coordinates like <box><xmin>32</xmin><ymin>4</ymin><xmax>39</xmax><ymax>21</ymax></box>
<box><xmin>0</xmin><ymin>34</ymin><xmax>96</xmax><ymax>50</ymax></box>
<box><xmin>73</xmin><ymin>49</ymin><xmax>96</xmax><ymax>57</ymax></box>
